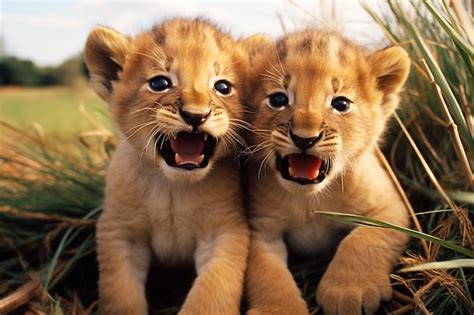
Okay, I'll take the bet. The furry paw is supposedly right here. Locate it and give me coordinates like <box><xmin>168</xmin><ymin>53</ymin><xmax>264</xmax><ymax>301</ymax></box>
<box><xmin>247</xmin><ymin>305</ymin><xmax>308</xmax><ymax>315</ymax></box>
<box><xmin>247</xmin><ymin>296</ymin><xmax>309</xmax><ymax>315</ymax></box>
<box><xmin>316</xmin><ymin>268</ymin><xmax>392</xmax><ymax>315</ymax></box>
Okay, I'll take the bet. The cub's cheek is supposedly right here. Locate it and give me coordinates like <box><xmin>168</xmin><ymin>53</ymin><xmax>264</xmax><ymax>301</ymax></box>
<box><xmin>201</xmin><ymin>118</ymin><xmax>230</xmax><ymax>139</ymax></box>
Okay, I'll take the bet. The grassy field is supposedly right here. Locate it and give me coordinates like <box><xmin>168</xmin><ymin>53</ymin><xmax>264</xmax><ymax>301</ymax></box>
<box><xmin>0</xmin><ymin>85</ymin><xmax>110</xmax><ymax>136</ymax></box>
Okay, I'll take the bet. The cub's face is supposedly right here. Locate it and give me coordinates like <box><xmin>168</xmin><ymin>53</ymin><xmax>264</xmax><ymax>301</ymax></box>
<box><xmin>245</xmin><ymin>31</ymin><xmax>409</xmax><ymax>194</ymax></box>
<box><xmin>85</xmin><ymin>19</ymin><xmax>246</xmax><ymax>182</ymax></box>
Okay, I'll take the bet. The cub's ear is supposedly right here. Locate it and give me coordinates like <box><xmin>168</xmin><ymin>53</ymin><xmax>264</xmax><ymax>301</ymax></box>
<box><xmin>84</xmin><ymin>27</ymin><xmax>130</xmax><ymax>101</ymax></box>
<box><xmin>238</xmin><ymin>35</ymin><xmax>273</xmax><ymax>71</ymax></box>
<box><xmin>238</xmin><ymin>34</ymin><xmax>272</xmax><ymax>58</ymax></box>
<box><xmin>367</xmin><ymin>46</ymin><xmax>410</xmax><ymax>115</ymax></box>
<box><xmin>234</xmin><ymin>34</ymin><xmax>273</xmax><ymax>95</ymax></box>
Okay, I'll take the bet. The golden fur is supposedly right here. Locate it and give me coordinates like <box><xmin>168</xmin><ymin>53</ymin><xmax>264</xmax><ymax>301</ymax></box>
<box><xmin>242</xmin><ymin>30</ymin><xmax>411</xmax><ymax>315</ymax></box>
<box><xmin>84</xmin><ymin>18</ymin><xmax>249</xmax><ymax>314</ymax></box>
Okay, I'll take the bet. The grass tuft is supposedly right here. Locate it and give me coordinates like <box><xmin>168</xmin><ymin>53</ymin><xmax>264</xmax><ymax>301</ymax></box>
<box><xmin>0</xmin><ymin>121</ymin><xmax>108</xmax><ymax>313</ymax></box>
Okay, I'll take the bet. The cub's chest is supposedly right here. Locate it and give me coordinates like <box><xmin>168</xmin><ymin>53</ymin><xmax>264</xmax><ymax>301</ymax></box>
<box><xmin>145</xmin><ymin>186</ymin><xmax>201</xmax><ymax>264</ymax></box>
<box><xmin>284</xmin><ymin>216</ymin><xmax>348</xmax><ymax>256</ymax></box>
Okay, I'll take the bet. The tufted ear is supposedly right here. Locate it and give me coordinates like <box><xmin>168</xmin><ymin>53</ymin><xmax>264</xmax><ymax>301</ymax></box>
<box><xmin>367</xmin><ymin>46</ymin><xmax>410</xmax><ymax>115</ymax></box>
<box><xmin>238</xmin><ymin>34</ymin><xmax>273</xmax><ymax>62</ymax></box>
<box><xmin>235</xmin><ymin>35</ymin><xmax>274</xmax><ymax>100</ymax></box>
<box><xmin>84</xmin><ymin>27</ymin><xmax>130</xmax><ymax>102</ymax></box>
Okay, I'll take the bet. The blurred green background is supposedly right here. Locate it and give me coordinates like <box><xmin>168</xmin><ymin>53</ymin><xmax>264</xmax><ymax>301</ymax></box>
<box><xmin>0</xmin><ymin>55</ymin><xmax>108</xmax><ymax>135</ymax></box>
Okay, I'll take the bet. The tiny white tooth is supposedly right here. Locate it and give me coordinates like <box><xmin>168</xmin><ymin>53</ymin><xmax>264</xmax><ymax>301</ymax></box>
<box><xmin>289</xmin><ymin>166</ymin><xmax>296</xmax><ymax>177</ymax></box>
<box><xmin>313</xmin><ymin>170</ymin><xmax>319</xmax><ymax>179</ymax></box>
<box><xmin>198</xmin><ymin>154</ymin><xmax>205</xmax><ymax>164</ymax></box>
<box><xmin>203</xmin><ymin>134</ymin><xmax>208</xmax><ymax>141</ymax></box>
<box><xmin>175</xmin><ymin>153</ymin><xmax>183</xmax><ymax>165</ymax></box>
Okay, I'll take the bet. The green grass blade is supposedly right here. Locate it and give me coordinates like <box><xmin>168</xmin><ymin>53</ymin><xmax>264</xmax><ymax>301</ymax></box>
<box><xmin>43</xmin><ymin>228</ymin><xmax>73</xmax><ymax>290</ymax></box>
<box><xmin>424</xmin><ymin>0</ymin><xmax>474</xmax><ymax>76</ymax></box>
<box><xmin>441</xmin><ymin>0</ymin><xmax>460</xmax><ymax>33</ymax></box>
<box><xmin>42</xmin><ymin>206</ymin><xmax>100</xmax><ymax>290</ymax></box>
<box><xmin>399</xmin><ymin>174</ymin><xmax>474</xmax><ymax>205</ymax></box>
<box><xmin>50</xmin><ymin>234</ymin><xmax>95</xmax><ymax>288</ymax></box>
<box><xmin>423</xmin><ymin>0</ymin><xmax>474</xmax><ymax>58</ymax></box>
<box><xmin>360</xmin><ymin>1</ymin><xmax>400</xmax><ymax>44</ymax></box>
<box><xmin>313</xmin><ymin>211</ymin><xmax>474</xmax><ymax>258</ymax></box>
<box><xmin>391</xmin><ymin>2</ymin><xmax>473</xmax><ymax>150</ymax></box>
<box><xmin>459</xmin><ymin>268</ymin><xmax>473</xmax><ymax>305</ymax></box>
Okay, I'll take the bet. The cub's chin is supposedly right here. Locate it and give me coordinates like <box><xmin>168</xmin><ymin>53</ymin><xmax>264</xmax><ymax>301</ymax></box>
<box><xmin>158</xmin><ymin>159</ymin><xmax>214</xmax><ymax>183</ymax></box>
<box><xmin>274</xmin><ymin>153</ymin><xmax>333</xmax><ymax>194</ymax></box>
<box><xmin>156</xmin><ymin>131</ymin><xmax>219</xmax><ymax>183</ymax></box>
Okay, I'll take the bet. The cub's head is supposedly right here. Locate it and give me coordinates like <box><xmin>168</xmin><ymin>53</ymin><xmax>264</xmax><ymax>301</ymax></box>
<box><xmin>84</xmin><ymin>19</ymin><xmax>246</xmax><ymax>182</ymax></box>
<box><xmin>245</xmin><ymin>30</ymin><xmax>410</xmax><ymax>194</ymax></box>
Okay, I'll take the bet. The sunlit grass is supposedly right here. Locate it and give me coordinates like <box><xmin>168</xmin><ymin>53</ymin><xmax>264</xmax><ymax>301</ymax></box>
<box><xmin>0</xmin><ymin>85</ymin><xmax>109</xmax><ymax>135</ymax></box>
<box><xmin>360</xmin><ymin>1</ymin><xmax>473</xmax><ymax>313</ymax></box>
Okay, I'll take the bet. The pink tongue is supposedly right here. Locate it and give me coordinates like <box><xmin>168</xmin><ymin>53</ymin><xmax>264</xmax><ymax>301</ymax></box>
<box><xmin>288</xmin><ymin>154</ymin><xmax>322</xmax><ymax>180</ymax></box>
<box><xmin>170</xmin><ymin>133</ymin><xmax>205</xmax><ymax>164</ymax></box>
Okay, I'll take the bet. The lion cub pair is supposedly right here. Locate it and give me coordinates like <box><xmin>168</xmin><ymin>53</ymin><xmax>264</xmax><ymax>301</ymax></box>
<box><xmin>85</xmin><ymin>18</ymin><xmax>410</xmax><ymax>315</ymax></box>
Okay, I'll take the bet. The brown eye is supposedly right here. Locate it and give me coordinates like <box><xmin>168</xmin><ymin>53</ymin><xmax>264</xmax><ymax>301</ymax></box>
<box><xmin>331</xmin><ymin>96</ymin><xmax>352</xmax><ymax>113</ymax></box>
<box><xmin>214</xmin><ymin>80</ymin><xmax>232</xmax><ymax>95</ymax></box>
<box><xmin>148</xmin><ymin>75</ymin><xmax>172</xmax><ymax>92</ymax></box>
<box><xmin>267</xmin><ymin>92</ymin><xmax>289</xmax><ymax>110</ymax></box>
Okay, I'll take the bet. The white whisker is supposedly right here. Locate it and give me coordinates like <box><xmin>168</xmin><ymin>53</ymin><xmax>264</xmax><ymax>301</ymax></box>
<box><xmin>240</xmin><ymin>139</ymin><xmax>273</xmax><ymax>156</ymax></box>
<box><xmin>125</xmin><ymin>121</ymin><xmax>156</xmax><ymax>140</ymax></box>
<box><xmin>130</xmin><ymin>107</ymin><xmax>159</xmax><ymax>115</ymax></box>
<box><xmin>258</xmin><ymin>148</ymin><xmax>276</xmax><ymax>180</ymax></box>
<box><xmin>144</xmin><ymin>125</ymin><xmax>163</xmax><ymax>153</ymax></box>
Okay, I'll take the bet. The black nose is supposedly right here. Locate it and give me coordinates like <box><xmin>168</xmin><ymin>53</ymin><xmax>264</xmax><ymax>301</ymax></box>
<box><xmin>179</xmin><ymin>108</ymin><xmax>210</xmax><ymax>128</ymax></box>
<box><xmin>290</xmin><ymin>130</ymin><xmax>323</xmax><ymax>150</ymax></box>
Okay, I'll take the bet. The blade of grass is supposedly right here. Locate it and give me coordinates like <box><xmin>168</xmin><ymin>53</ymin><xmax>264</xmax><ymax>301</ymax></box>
<box><xmin>448</xmin><ymin>0</ymin><xmax>474</xmax><ymax>44</ymax></box>
<box><xmin>376</xmin><ymin>147</ymin><xmax>429</xmax><ymax>256</ymax></box>
<box><xmin>312</xmin><ymin>211</ymin><xmax>474</xmax><ymax>258</ymax></box>
<box><xmin>423</xmin><ymin>0</ymin><xmax>474</xmax><ymax>57</ymax></box>
<box><xmin>43</xmin><ymin>206</ymin><xmax>100</xmax><ymax>291</ymax></box>
<box><xmin>419</xmin><ymin>58</ymin><xmax>473</xmax><ymax>187</ymax></box>
<box><xmin>392</xmin><ymin>2</ymin><xmax>473</xmax><ymax>149</ymax></box>
<box><xmin>397</xmin><ymin>174</ymin><xmax>474</xmax><ymax>205</ymax></box>
<box><xmin>415</xmin><ymin>209</ymin><xmax>454</xmax><ymax>216</ymax></box>
<box><xmin>288</xmin><ymin>0</ymin><xmax>332</xmax><ymax>28</ymax></box>
<box><xmin>42</xmin><ymin>228</ymin><xmax>74</xmax><ymax>291</ymax></box>
<box><xmin>442</xmin><ymin>0</ymin><xmax>462</xmax><ymax>33</ymax></box>
<box><xmin>394</xmin><ymin>113</ymin><xmax>459</xmax><ymax>211</ymax></box>
<box><xmin>399</xmin><ymin>258</ymin><xmax>474</xmax><ymax>272</ymax></box>
<box><xmin>459</xmin><ymin>268</ymin><xmax>473</xmax><ymax>305</ymax></box>
<box><xmin>50</xmin><ymin>234</ymin><xmax>95</xmax><ymax>288</ymax></box>
<box><xmin>0</xmin><ymin>278</ymin><xmax>42</xmax><ymax>314</ymax></box>
<box><xmin>360</xmin><ymin>0</ymin><xmax>399</xmax><ymax>45</ymax></box>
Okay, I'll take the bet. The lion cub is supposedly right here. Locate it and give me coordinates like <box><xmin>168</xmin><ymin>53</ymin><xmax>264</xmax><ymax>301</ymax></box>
<box><xmin>243</xmin><ymin>30</ymin><xmax>410</xmax><ymax>315</ymax></box>
<box><xmin>84</xmin><ymin>19</ymin><xmax>249</xmax><ymax>314</ymax></box>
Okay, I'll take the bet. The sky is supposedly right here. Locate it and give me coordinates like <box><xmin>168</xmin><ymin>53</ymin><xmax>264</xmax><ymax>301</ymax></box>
<box><xmin>0</xmin><ymin>0</ymin><xmax>385</xmax><ymax>66</ymax></box>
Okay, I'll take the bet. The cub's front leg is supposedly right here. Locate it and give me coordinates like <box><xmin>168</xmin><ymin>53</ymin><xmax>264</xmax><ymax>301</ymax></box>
<box><xmin>179</xmin><ymin>215</ymin><xmax>250</xmax><ymax>315</ymax></box>
<box><xmin>246</xmin><ymin>217</ymin><xmax>308</xmax><ymax>315</ymax></box>
<box><xmin>96</xmin><ymin>212</ymin><xmax>151</xmax><ymax>315</ymax></box>
<box><xmin>316</xmin><ymin>227</ymin><xmax>408</xmax><ymax>315</ymax></box>
<box><xmin>316</xmin><ymin>163</ymin><xmax>409</xmax><ymax>315</ymax></box>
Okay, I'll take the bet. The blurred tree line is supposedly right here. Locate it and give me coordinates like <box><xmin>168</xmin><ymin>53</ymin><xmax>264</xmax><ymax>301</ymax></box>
<box><xmin>0</xmin><ymin>54</ymin><xmax>88</xmax><ymax>86</ymax></box>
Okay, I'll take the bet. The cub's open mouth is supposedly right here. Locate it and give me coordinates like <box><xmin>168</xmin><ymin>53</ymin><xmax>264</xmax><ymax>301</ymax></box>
<box><xmin>276</xmin><ymin>153</ymin><xmax>330</xmax><ymax>185</ymax></box>
<box><xmin>156</xmin><ymin>132</ymin><xmax>217</xmax><ymax>170</ymax></box>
